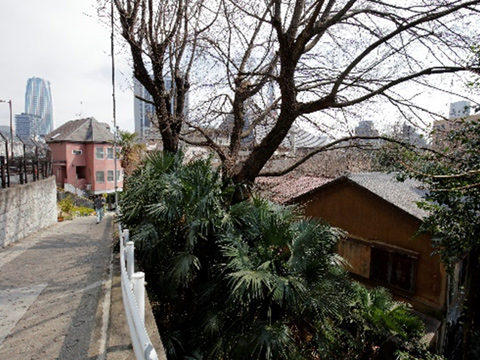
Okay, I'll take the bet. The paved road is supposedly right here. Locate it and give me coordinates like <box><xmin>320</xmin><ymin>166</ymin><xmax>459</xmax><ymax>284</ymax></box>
<box><xmin>0</xmin><ymin>214</ymin><xmax>134</xmax><ymax>359</ymax></box>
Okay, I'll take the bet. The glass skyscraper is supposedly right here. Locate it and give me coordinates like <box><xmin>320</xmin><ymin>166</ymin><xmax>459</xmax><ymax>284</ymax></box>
<box><xmin>14</xmin><ymin>113</ymin><xmax>43</xmax><ymax>139</ymax></box>
<box><xmin>133</xmin><ymin>77</ymin><xmax>188</xmax><ymax>141</ymax></box>
<box><xmin>24</xmin><ymin>77</ymin><xmax>54</xmax><ymax>136</ymax></box>
<box><xmin>133</xmin><ymin>78</ymin><xmax>157</xmax><ymax>140</ymax></box>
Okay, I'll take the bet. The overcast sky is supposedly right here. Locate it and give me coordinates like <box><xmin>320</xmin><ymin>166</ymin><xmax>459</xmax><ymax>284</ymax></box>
<box><xmin>1</xmin><ymin>1</ymin><xmax>477</xmax><ymax>139</ymax></box>
<box><xmin>0</xmin><ymin>0</ymin><xmax>134</xmax><ymax>133</ymax></box>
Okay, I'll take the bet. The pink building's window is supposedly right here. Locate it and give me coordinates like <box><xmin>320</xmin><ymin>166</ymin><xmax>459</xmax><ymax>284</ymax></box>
<box><xmin>96</xmin><ymin>171</ymin><xmax>105</xmax><ymax>183</ymax></box>
<box><xmin>107</xmin><ymin>147</ymin><xmax>114</xmax><ymax>159</ymax></box>
<box><xmin>107</xmin><ymin>170</ymin><xmax>114</xmax><ymax>182</ymax></box>
<box><xmin>72</xmin><ymin>149</ymin><xmax>82</xmax><ymax>155</ymax></box>
<box><xmin>96</xmin><ymin>147</ymin><xmax>104</xmax><ymax>159</ymax></box>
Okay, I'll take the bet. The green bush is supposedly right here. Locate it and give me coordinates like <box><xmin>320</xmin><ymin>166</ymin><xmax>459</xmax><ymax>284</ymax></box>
<box><xmin>58</xmin><ymin>197</ymin><xmax>74</xmax><ymax>215</ymax></box>
<box><xmin>75</xmin><ymin>206</ymin><xmax>95</xmax><ymax>217</ymax></box>
<box><xmin>119</xmin><ymin>151</ymin><xmax>439</xmax><ymax>360</ymax></box>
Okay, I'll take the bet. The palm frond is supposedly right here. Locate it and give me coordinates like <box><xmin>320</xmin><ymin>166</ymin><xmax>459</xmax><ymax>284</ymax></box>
<box><xmin>228</xmin><ymin>269</ymin><xmax>273</xmax><ymax>303</ymax></box>
<box><xmin>169</xmin><ymin>252</ymin><xmax>201</xmax><ymax>287</ymax></box>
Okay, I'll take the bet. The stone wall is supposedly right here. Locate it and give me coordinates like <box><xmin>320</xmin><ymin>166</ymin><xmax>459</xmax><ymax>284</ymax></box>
<box><xmin>0</xmin><ymin>177</ymin><xmax>57</xmax><ymax>247</ymax></box>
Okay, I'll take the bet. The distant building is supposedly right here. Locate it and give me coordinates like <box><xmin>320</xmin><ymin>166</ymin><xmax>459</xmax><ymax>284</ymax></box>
<box><xmin>45</xmin><ymin>117</ymin><xmax>123</xmax><ymax>195</ymax></box>
<box><xmin>134</xmin><ymin>78</ymin><xmax>157</xmax><ymax>141</ymax></box>
<box><xmin>355</xmin><ymin>120</ymin><xmax>379</xmax><ymax>137</ymax></box>
<box><xmin>133</xmin><ymin>77</ymin><xmax>189</xmax><ymax>141</ymax></box>
<box><xmin>15</xmin><ymin>113</ymin><xmax>42</xmax><ymax>139</ymax></box>
<box><xmin>433</xmin><ymin>101</ymin><xmax>480</xmax><ymax>147</ymax></box>
<box><xmin>394</xmin><ymin>122</ymin><xmax>427</xmax><ymax>147</ymax></box>
<box><xmin>23</xmin><ymin>77</ymin><xmax>54</xmax><ymax>137</ymax></box>
<box><xmin>448</xmin><ymin>100</ymin><xmax>471</xmax><ymax>119</ymax></box>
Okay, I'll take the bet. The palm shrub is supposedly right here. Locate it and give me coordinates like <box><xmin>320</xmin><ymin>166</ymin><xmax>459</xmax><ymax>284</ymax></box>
<box><xmin>119</xmin><ymin>151</ymin><xmax>439</xmax><ymax>360</ymax></box>
<box><xmin>119</xmin><ymin>151</ymin><xmax>235</xmax><ymax>357</ymax></box>
<box><xmin>195</xmin><ymin>197</ymin><xmax>355</xmax><ymax>359</ymax></box>
<box><xmin>317</xmin><ymin>283</ymin><xmax>440</xmax><ymax>360</ymax></box>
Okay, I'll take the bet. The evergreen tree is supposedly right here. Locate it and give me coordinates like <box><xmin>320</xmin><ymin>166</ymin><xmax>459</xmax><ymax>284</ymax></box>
<box><xmin>120</xmin><ymin>152</ymin><xmax>439</xmax><ymax>359</ymax></box>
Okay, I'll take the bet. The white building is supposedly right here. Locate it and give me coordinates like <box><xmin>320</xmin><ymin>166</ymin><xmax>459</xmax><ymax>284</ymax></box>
<box><xmin>449</xmin><ymin>100</ymin><xmax>471</xmax><ymax>119</ymax></box>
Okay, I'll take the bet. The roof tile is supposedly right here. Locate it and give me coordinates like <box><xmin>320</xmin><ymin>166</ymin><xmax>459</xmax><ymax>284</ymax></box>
<box><xmin>45</xmin><ymin>117</ymin><xmax>114</xmax><ymax>143</ymax></box>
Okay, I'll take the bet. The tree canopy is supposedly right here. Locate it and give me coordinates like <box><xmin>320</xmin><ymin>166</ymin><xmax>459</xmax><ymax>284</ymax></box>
<box><xmin>119</xmin><ymin>151</ymin><xmax>441</xmax><ymax>360</ymax></box>
<box><xmin>104</xmin><ymin>0</ymin><xmax>480</xmax><ymax>186</ymax></box>
<box><xmin>397</xmin><ymin>118</ymin><xmax>480</xmax><ymax>359</ymax></box>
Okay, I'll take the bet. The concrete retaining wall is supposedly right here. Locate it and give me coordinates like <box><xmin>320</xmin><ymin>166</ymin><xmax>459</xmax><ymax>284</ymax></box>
<box><xmin>0</xmin><ymin>177</ymin><xmax>57</xmax><ymax>247</ymax></box>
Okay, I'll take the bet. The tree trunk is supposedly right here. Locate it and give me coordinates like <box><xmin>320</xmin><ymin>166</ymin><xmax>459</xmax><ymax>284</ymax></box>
<box><xmin>462</xmin><ymin>245</ymin><xmax>480</xmax><ymax>360</ymax></box>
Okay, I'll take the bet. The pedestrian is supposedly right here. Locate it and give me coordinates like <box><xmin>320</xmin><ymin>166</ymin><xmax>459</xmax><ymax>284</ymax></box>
<box><xmin>94</xmin><ymin>195</ymin><xmax>105</xmax><ymax>223</ymax></box>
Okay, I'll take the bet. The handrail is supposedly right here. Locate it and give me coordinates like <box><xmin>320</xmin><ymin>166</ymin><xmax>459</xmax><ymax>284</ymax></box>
<box><xmin>119</xmin><ymin>223</ymin><xmax>159</xmax><ymax>360</ymax></box>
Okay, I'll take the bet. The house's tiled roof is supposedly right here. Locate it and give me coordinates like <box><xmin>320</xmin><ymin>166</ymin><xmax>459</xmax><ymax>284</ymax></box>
<box><xmin>281</xmin><ymin>172</ymin><xmax>429</xmax><ymax>220</ymax></box>
<box><xmin>256</xmin><ymin>175</ymin><xmax>333</xmax><ymax>204</ymax></box>
<box><xmin>347</xmin><ymin>172</ymin><xmax>428</xmax><ymax>220</ymax></box>
<box><xmin>45</xmin><ymin>117</ymin><xmax>114</xmax><ymax>143</ymax></box>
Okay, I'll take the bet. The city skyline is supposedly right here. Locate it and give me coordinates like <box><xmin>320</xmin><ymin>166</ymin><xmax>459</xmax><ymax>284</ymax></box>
<box><xmin>0</xmin><ymin>1</ymin><xmax>476</xmax><ymax>141</ymax></box>
<box><xmin>0</xmin><ymin>0</ymin><xmax>134</xmax><ymax>134</ymax></box>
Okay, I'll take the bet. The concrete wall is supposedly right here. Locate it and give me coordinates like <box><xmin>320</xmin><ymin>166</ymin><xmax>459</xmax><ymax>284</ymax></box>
<box><xmin>0</xmin><ymin>176</ymin><xmax>57</xmax><ymax>247</ymax></box>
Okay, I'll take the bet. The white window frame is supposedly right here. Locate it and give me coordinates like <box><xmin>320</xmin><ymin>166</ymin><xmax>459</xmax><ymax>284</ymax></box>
<box><xmin>96</xmin><ymin>171</ymin><xmax>105</xmax><ymax>183</ymax></box>
<box><xmin>72</xmin><ymin>149</ymin><xmax>82</xmax><ymax>155</ymax></box>
<box><xmin>107</xmin><ymin>147</ymin><xmax>114</xmax><ymax>160</ymax></box>
<box><xmin>107</xmin><ymin>170</ymin><xmax>114</xmax><ymax>182</ymax></box>
<box><xmin>96</xmin><ymin>147</ymin><xmax>104</xmax><ymax>160</ymax></box>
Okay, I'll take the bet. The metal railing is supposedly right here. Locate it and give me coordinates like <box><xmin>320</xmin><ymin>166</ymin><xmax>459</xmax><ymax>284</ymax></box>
<box><xmin>119</xmin><ymin>224</ymin><xmax>159</xmax><ymax>360</ymax></box>
<box><xmin>0</xmin><ymin>135</ymin><xmax>52</xmax><ymax>188</ymax></box>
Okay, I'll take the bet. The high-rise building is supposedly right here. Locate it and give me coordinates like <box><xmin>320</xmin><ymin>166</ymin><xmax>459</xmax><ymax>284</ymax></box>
<box><xmin>15</xmin><ymin>113</ymin><xmax>42</xmax><ymax>139</ymax></box>
<box><xmin>133</xmin><ymin>78</ymin><xmax>157</xmax><ymax>140</ymax></box>
<box><xmin>24</xmin><ymin>77</ymin><xmax>54</xmax><ymax>137</ymax></box>
<box><xmin>133</xmin><ymin>77</ymin><xmax>188</xmax><ymax>141</ymax></box>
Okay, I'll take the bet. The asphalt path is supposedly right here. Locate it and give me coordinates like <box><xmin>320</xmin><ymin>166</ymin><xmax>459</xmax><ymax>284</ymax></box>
<box><xmin>0</xmin><ymin>214</ymin><xmax>119</xmax><ymax>359</ymax></box>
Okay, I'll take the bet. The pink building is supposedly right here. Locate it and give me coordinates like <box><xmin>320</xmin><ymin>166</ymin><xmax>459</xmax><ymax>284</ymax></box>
<box><xmin>46</xmin><ymin>117</ymin><xmax>123</xmax><ymax>195</ymax></box>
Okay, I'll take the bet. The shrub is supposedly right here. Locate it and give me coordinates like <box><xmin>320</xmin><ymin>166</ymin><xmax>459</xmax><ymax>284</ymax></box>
<box><xmin>76</xmin><ymin>206</ymin><xmax>95</xmax><ymax>217</ymax></box>
<box><xmin>58</xmin><ymin>197</ymin><xmax>74</xmax><ymax>215</ymax></box>
<box><xmin>119</xmin><ymin>151</ymin><xmax>440</xmax><ymax>360</ymax></box>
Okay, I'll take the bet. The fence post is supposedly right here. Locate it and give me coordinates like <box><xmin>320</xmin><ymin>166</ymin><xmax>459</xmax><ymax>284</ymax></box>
<box><xmin>0</xmin><ymin>156</ymin><xmax>4</xmax><ymax>188</ymax></box>
<box><xmin>132</xmin><ymin>271</ymin><xmax>145</xmax><ymax>323</ymax></box>
<box><xmin>123</xmin><ymin>229</ymin><xmax>129</xmax><ymax>248</ymax></box>
<box><xmin>19</xmin><ymin>158</ymin><xmax>24</xmax><ymax>184</ymax></box>
<box><xmin>127</xmin><ymin>241</ymin><xmax>134</xmax><ymax>281</ymax></box>
<box><xmin>5</xmin><ymin>138</ymin><xmax>10</xmax><ymax>187</ymax></box>
<box><xmin>23</xmin><ymin>143</ymin><xmax>27</xmax><ymax>184</ymax></box>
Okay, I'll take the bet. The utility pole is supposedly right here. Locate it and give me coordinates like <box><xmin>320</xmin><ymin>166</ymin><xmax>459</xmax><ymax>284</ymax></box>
<box><xmin>111</xmin><ymin>0</ymin><xmax>118</xmax><ymax>212</ymax></box>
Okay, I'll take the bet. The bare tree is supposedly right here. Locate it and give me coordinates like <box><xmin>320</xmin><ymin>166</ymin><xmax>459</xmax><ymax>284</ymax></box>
<box><xmin>109</xmin><ymin>0</ymin><xmax>214</xmax><ymax>153</ymax></box>
<box><xmin>183</xmin><ymin>0</ymin><xmax>480</xmax><ymax>191</ymax></box>
<box><xmin>105</xmin><ymin>0</ymin><xmax>480</xmax><ymax>193</ymax></box>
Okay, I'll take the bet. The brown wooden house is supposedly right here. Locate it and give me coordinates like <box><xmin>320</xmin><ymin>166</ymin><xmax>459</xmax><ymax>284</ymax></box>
<box><xmin>285</xmin><ymin>172</ymin><xmax>466</xmax><ymax>353</ymax></box>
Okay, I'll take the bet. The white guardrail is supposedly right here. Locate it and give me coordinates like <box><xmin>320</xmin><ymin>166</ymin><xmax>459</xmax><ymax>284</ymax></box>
<box><xmin>119</xmin><ymin>224</ymin><xmax>159</xmax><ymax>360</ymax></box>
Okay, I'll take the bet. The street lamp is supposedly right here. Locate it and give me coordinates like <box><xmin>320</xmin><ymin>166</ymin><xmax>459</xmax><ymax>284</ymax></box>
<box><xmin>0</xmin><ymin>99</ymin><xmax>13</xmax><ymax>158</ymax></box>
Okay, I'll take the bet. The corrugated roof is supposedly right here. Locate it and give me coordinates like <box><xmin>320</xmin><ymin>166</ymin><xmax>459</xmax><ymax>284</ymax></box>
<box><xmin>45</xmin><ymin>117</ymin><xmax>114</xmax><ymax>143</ymax></box>
<box><xmin>347</xmin><ymin>172</ymin><xmax>428</xmax><ymax>220</ymax></box>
